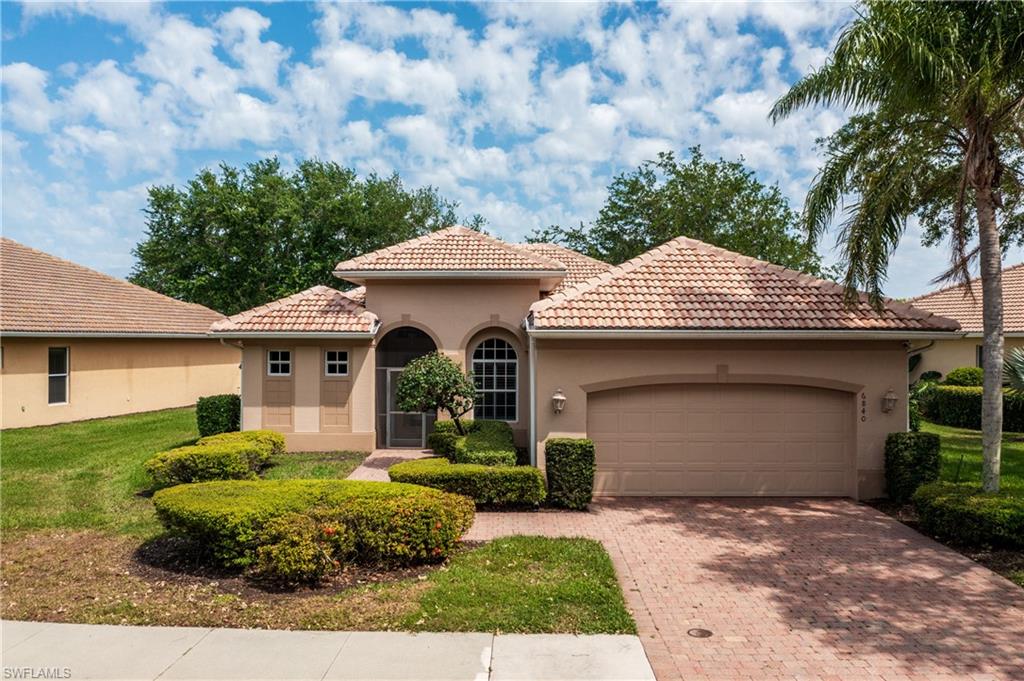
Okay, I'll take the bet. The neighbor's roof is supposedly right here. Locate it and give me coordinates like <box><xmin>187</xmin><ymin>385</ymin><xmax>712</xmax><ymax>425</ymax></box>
<box><xmin>1</xmin><ymin>237</ymin><xmax>225</xmax><ymax>336</ymax></box>
<box><xmin>209</xmin><ymin>286</ymin><xmax>378</xmax><ymax>336</ymax></box>
<box><xmin>909</xmin><ymin>263</ymin><xmax>1024</xmax><ymax>334</ymax></box>
<box><xmin>333</xmin><ymin>226</ymin><xmax>566</xmax><ymax>277</ymax></box>
<box><xmin>515</xmin><ymin>243</ymin><xmax>612</xmax><ymax>294</ymax></box>
<box><xmin>529</xmin><ymin>236</ymin><xmax>961</xmax><ymax>334</ymax></box>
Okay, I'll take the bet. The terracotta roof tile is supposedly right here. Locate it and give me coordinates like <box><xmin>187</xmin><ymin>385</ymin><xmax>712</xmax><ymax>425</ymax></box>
<box><xmin>341</xmin><ymin>286</ymin><xmax>366</xmax><ymax>305</ymax></box>
<box><xmin>909</xmin><ymin>263</ymin><xmax>1024</xmax><ymax>334</ymax></box>
<box><xmin>333</xmin><ymin>226</ymin><xmax>565</xmax><ymax>275</ymax></box>
<box><xmin>210</xmin><ymin>286</ymin><xmax>377</xmax><ymax>334</ymax></box>
<box><xmin>1</xmin><ymin>237</ymin><xmax>224</xmax><ymax>336</ymax></box>
<box><xmin>514</xmin><ymin>243</ymin><xmax>612</xmax><ymax>294</ymax></box>
<box><xmin>530</xmin><ymin>236</ymin><xmax>960</xmax><ymax>332</ymax></box>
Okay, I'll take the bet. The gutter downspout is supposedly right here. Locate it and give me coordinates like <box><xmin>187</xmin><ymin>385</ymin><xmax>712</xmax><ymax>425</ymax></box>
<box><xmin>529</xmin><ymin>333</ymin><xmax>537</xmax><ymax>467</ymax></box>
<box><xmin>220</xmin><ymin>338</ymin><xmax>244</xmax><ymax>429</ymax></box>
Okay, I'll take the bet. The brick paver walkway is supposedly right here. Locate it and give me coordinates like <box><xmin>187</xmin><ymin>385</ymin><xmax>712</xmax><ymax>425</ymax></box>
<box><xmin>346</xmin><ymin>449</ymin><xmax>430</xmax><ymax>481</ymax></box>
<box><xmin>468</xmin><ymin>499</ymin><xmax>1024</xmax><ymax>681</ymax></box>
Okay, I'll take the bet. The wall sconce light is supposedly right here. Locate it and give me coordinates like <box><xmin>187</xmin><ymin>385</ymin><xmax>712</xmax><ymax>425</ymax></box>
<box><xmin>551</xmin><ymin>388</ymin><xmax>567</xmax><ymax>414</ymax></box>
<box><xmin>881</xmin><ymin>388</ymin><xmax>898</xmax><ymax>414</ymax></box>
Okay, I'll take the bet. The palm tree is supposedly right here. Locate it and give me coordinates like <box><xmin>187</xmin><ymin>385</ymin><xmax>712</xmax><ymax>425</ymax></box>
<box><xmin>771</xmin><ymin>1</ymin><xmax>1024</xmax><ymax>492</ymax></box>
<box><xmin>1006</xmin><ymin>347</ymin><xmax>1024</xmax><ymax>396</ymax></box>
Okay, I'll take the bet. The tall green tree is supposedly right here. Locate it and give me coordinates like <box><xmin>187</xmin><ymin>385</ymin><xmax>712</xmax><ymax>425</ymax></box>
<box><xmin>771</xmin><ymin>1</ymin><xmax>1024</xmax><ymax>491</ymax></box>
<box><xmin>529</xmin><ymin>147</ymin><xmax>823</xmax><ymax>274</ymax></box>
<box><xmin>131</xmin><ymin>158</ymin><xmax>476</xmax><ymax>315</ymax></box>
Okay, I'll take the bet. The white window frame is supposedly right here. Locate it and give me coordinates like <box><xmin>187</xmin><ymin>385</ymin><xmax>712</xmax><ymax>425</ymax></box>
<box><xmin>324</xmin><ymin>349</ymin><xmax>349</xmax><ymax>377</ymax></box>
<box><xmin>267</xmin><ymin>349</ymin><xmax>292</xmax><ymax>377</ymax></box>
<box><xmin>48</xmin><ymin>346</ymin><xmax>69</xmax><ymax>405</ymax></box>
<box><xmin>472</xmin><ymin>338</ymin><xmax>518</xmax><ymax>422</ymax></box>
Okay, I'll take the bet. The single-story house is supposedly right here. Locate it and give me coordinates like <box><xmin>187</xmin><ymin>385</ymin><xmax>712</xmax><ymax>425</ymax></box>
<box><xmin>1</xmin><ymin>238</ymin><xmax>240</xmax><ymax>429</ymax></box>
<box><xmin>908</xmin><ymin>263</ymin><xmax>1024</xmax><ymax>382</ymax></box>
<box><xmin>210</xmin><ymin>227</ymin><xmax>960</xmax><ymax>499</ymax></box>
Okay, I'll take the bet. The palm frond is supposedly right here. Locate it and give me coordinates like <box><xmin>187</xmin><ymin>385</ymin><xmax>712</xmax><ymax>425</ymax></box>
<box><xmin>1004</xmin><ymin>347</ymin><xmax>1024</xmax><ymax>395</ymax></box>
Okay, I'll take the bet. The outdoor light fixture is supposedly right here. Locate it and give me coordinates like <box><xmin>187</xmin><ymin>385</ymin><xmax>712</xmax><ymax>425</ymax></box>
<box><xmin>881</xmin><ymin>388</ymin><xmax>898</xmax><ymax>414</ymax></box>
<box><xmin>551</xmin><ymin>388</ymin><xmax>567</xmax><ymax>414</ymax></box>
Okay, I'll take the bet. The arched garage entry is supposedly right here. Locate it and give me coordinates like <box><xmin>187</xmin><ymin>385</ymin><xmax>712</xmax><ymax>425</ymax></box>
<box><xmin>376</xmin><ymin>326</ymin><xmax>437</xmax><ymax>448</ymax></box>
<box><xmin>587</xmin><ymin>382</ymin><xmax>856</xmax><ymax>497</ymax></box>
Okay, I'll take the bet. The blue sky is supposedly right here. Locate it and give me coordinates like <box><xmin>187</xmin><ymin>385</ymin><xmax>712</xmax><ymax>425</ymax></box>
<box><xmin>3</xmin><ymin>1</ymin><xmax>1020</xmax><ymax>298</ymax></box>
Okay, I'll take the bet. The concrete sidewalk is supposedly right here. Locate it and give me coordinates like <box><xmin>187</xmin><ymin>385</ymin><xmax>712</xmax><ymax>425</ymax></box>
<box><xmin>1</xmin><ymin>621</ymin><xmax>655</xmax><ymax>681</ymax></box>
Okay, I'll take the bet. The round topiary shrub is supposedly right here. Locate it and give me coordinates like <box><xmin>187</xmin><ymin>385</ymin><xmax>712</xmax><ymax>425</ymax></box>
<box><xmin>944</xmin><ymin>366</ymin><xmax>984</xmax><ymax>386</ymax></box>
<box><xmin>196</xmin><ymin>394</ymin><xmax>241</xmax><ymax>437</ymax></box>
<box><xmin>152</xmin><ymin>479</ymin><xmax>475</xmax><ymax>568</ymax></box>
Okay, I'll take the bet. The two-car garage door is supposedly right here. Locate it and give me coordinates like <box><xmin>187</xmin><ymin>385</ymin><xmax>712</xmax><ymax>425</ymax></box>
<box><xmin>587</xmin><ymin>383</ymin><xmax>855</xmax><ymax>496</ymax></box>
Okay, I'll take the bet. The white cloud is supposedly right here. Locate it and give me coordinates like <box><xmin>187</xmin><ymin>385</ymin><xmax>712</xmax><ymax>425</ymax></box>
<box><xmin>5</xmin><ymin>0</ymin><xmax>997</xmax><ymax>296</ymax></box>
<box><xmin>2</xmin><ymin>62</ymin><xmax>55</xmax><ymax>133</ymax></box>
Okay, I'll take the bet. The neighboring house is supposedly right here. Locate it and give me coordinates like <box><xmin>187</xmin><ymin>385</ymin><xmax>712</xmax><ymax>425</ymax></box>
<box><xmin>1</xmin><ymin>238</ymin><xmax>240</xmax><ymax>429</ymax></box>
<box><xmin>908</xmin><ymin>263</ymin><xmax>1024</xmax><ymax>382</ymax></box>
<box><xmin>210</xmin><ymin>226</ymin><xmax>959</xmax><ymax>499</ymax></box>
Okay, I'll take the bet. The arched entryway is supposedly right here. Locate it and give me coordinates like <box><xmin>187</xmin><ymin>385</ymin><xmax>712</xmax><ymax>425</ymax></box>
<box><xmin>375</xmin><ymin>326</ymin><xmax>437</xmax><ymax>448</ymax></box>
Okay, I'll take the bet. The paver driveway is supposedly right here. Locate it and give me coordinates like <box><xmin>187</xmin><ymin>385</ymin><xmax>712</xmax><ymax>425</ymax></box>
<box><xmin>468</xmin><ymin>499</ymin><xmax>1024</xmax><ymax>681</ymax></box>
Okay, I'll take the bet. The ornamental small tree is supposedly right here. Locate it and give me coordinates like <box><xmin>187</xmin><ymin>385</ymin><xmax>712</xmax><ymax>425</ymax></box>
<box><xmin>395</xmin><ymin>352</ymin><xmax>475</xmax><ymax>435</ymax></box>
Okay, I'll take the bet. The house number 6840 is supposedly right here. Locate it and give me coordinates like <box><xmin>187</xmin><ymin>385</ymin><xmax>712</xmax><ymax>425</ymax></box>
<box><xmin>860</xmin><ymin>392</ymin><xmax>867</xmax><ymax>422</ymax></box>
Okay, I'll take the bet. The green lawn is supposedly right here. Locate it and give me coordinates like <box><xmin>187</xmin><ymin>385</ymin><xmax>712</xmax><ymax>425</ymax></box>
<box><xmin>921</xmin><ymin>420</ymin><xmax>1024</xmax><ymax>492</ymax></box>
<box><xmin>304</xmin><ymin>536</ymin><xmax>637</xmax><ymax>634</ymax></box>
<box><xmin>1</xmin><ymin>408</ymin><xmax>368</xmax><ymax>536</ymax></box>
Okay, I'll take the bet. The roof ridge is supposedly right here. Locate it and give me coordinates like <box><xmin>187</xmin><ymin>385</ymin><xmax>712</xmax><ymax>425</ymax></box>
<box><xmin>909</xmin><ymin>261</ymin><xmax>1024</xmax><ymax>302</ymax></box>
<box><xmin>0</xmin><ymin>236</ymin><xmax>225</xmax><ymax>318</ymax></box>
<box><xmin>530</xmin><ymin>235</ymin><xmax>691</xmax><ymax>314</ymax></box>
<box><xmin>515</xmin><ymin>242</ymin><xmax>611</xmax><ymax>269</ymax></box>
<box><xmin>211</xmin><ymin>285</ymin><xmax>374</xmax><ymax>332</ymax></box>
<box><xmin>333</xmin><ymin>226</ymin><xmax>566</xmax><ymax>273</ymax></box>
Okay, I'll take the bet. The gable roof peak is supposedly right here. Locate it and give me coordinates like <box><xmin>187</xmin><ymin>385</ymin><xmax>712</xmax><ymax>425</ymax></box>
<box><xmin>333</xmin><ymin>226</ymin><xmax>566</xmax><ymax>278</ymax></box>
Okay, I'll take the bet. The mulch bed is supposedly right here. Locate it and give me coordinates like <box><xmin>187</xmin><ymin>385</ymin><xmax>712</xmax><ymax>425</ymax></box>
<box><xmin>0</xmin><ymin>531</ymin><xmax>456</xmax><ymax>629</ymax></box>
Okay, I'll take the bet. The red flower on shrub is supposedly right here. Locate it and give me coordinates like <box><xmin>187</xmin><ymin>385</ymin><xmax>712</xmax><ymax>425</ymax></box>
<box><xmin>323</xmin><ymin>526</ymin><xmax>336</xmax><ymax>536</ymax></box>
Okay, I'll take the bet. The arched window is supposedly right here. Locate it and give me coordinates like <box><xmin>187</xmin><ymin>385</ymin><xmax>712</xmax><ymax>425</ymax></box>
<box><xmin>472</xmin><ymin>338</ymin><xmax>517</xmax><ymax>422</ymax></box>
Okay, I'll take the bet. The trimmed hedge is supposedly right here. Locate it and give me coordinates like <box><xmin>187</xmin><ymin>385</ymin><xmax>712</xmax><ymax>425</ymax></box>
<box><xmin>944</xmin><ymin>366</ymin><xmax>984</xmax><ymax>387</ymax></box>
<box><xmin>913</xmin><ymin>482</ymin><xmax>1024</xmax><ymax>549</ymax></box>
<box><xmin>198</xmin><ymin>429</ymin><xmax>286</xmax><ymax>458</ymax></box>
<box><xmin>388</xmin><ymin>458</ymin><xmax>546</xmax><ymax>506</ymax></box>
<box><xmin>196</xmin><ymin>394</ymin><xmax>241</xmax><ymax>437</ymax></box>
<box><xmin>545</xmin><ymin>438</ymin><xmax>596</xmax><ymax>510</ymax></box>
<box><xmin>883</xmin><ymin>432</ymin><xmax>940</xmax><ymax>503</ymax></box>
<box><xmin>145</xmin><ymin>430</ymin><xmax>284</xmax><ymax>489</ymax></box>
<box><xmin>432</xmin><ymin>419</ymin><xmax>517</xmax><ymax>466</ymax></box>
<box><xmin>146</xmin><ymin>442</ymin><xmax>270</xmax><ymax>490</ymax></box>
<box><xmin>153</xmin><ymin>479</ymin><xmax>475</xmax><ymax>568</ymax></box>
<box><xmin>925</xmin><ymin>386</ymin><xmax>1024</xmax><ymax>431</ymax></box>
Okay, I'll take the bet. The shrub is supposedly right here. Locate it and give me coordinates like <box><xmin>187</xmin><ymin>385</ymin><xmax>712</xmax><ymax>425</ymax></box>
<box><xmin>925</xmin><ymin>386</ymin><xmax>1024</xmax><ymax>431</ymax></box>
<box><xmin>918</xmin><ymin>370</ymin><xmax>942</xmax><ymax>383</ymax></box>
<box><xmin>251</xmin><ymin>512</ymin><xmax>354</xmax><ymax>585</ymax></box>
<box><xmin>944</xmin><ymin>366</ymin><xmax>984</xmax><ymax>386</ymax></box>
<box><xmin>427</xmin><ymin>432</ymin><xmax>457</xmax><ymax>460</ymax></box>
<box><xmin>196</xmin><ymin>394</ymin><xmax>241</xmax><ymax>437</ymax></box>
<box><xmin>431</xmin><ymin>419</ymin><xmax>517</xmax><ymax>465</ymax></box>
<box><xmin>545</xmin><ymin>438</ymin><xmax>596</xmax><ymax>510</ymax></box>
<box><xmin>198</xmin><ymin>429</ymin><xmax>286</xmax><ymax>458</ymax></box>
<box><xmin>395</xmin><ymin>352</ymin><xmax>475</xmax><ymax>434</ymax></box>
<box><xmin>145</xmin><ymin>441</ymin><xmax>271</xmax><ymax>490</ymax></box>
<box><xmin>388</xmin><ymin>458</ymin><xmax>546</xmax><ymax>506</ymax></box>
<box><xmin>913</xmin><ymin>483</ymin><xmax>1024</xmax><ymax>549</ymax></box>
<box><xmin>883</xmin><ymin>432</ymin><xmax>940</xmax><ymax>503</ymax></box>
<box><xmin>152</xmin><ymin>479</ymin><xmax>475</xmax><ymax>567</ymax></box>
<box><xmin>453</xmin><ymin>420</ymin><xmax>516</xmax><ymax>466</ymax></box>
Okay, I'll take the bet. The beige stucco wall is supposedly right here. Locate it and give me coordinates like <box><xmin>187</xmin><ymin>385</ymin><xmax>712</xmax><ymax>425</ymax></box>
<box><xmin>534</xmin><ymin>338</ymin><xmax>910</xmax><ymax>499</ymax></box>
<box><xmin>0</xmin><ymin>337</ymin><xmax>239</xmax><ymax>429</ymax></box>
<box><xmin>241</xmin><ymin>340</ymin><xmax>375</xmax><ymax>452</ymax></box>
<box><xmin>911</xmin><ymin>336</ymin><xmax>1024</xmax><ymax>382</ymax></box>
<box><xmin>366</xmin><ymin>279</ymin><xmax>539</xmax><ymax>443</ymax></box>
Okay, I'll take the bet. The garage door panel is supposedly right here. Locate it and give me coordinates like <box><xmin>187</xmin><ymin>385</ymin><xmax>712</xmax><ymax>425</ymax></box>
<box><xmin>587</xmin><ymin>383</ymin><xmax>854</xmax><ymax>497</ymax></box>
